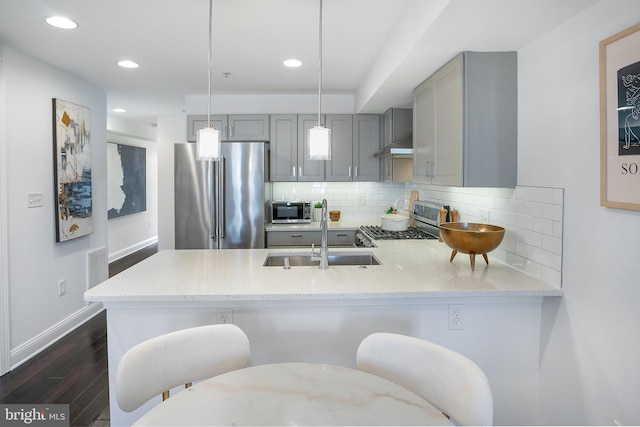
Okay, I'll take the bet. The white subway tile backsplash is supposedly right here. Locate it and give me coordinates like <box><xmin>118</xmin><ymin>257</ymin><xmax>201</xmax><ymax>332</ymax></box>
<box><xmin>542</xmin><ymin>203</ymin><xmax>563</xmax><ymax>221</ymax></box>
<box><xmin>407</xmin><ymin>183</ymin><xmax>564</xmax><ymax>288</ymax></box>
<box><xmin>532</xmin><ymin>217</ymin><xmax>553</xmax><ymax>235</ymax></box>
<box><xmin>523</xmin><ymin>230</ymin><xmax>543</xmax><ymax>248</ymax></box>
<box><xmin>272</xmin><ymin>182</ymin><xmax>564</xmax><ymax>288</ymax></box>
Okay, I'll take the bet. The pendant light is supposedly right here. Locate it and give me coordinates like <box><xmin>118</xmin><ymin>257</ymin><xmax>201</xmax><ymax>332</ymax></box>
<box><xmin>197</xmin><ymin>0</ymin><xmax>222</xmax><ymax>161</ymax></box>
<box><xmin>307</xmin><ymin>0</ymin><xmax>331</xmax><ymax>160</ymax></box>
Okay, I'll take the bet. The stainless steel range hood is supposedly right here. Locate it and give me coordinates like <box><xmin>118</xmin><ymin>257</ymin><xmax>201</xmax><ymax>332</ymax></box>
<box><xmin>374</xmin><ymin>145</ymin><xmax>413</xmax><ymax>158</ymax></box>
<box><xmin>376</xmin><ymin>108</ymin><xmax>413</xmax><ymax>182</ymax></box>
<box><xmin>375</xmin><ymin>108</ymin><xmax>413</xmax><ymax>158</ymax></box>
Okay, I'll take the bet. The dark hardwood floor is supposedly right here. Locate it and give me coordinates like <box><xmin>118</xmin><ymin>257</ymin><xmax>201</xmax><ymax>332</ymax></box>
<box><xmin>0</xmin><ymin>243</ymin><xmax>158</xmax><ymax>426</ymax></box>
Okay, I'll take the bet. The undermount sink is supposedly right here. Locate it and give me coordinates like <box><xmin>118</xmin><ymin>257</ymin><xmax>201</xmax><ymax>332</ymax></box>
<box><xmin>263</xmin><ymin>251</ymin><xmax>381</xmax><ymax>267</ymax></box>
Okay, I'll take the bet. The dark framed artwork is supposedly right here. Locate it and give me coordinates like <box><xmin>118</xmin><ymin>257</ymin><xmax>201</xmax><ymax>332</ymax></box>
<box><xmin>52</xmin><ymin>98</ymin><xmax>93</xmax><ymax>242</ymax></box>
<box><xmin>107</xmin><ymin>143</ymin><xmax>146</xmax><ymax>218</ymax></box>
<box><xmin>600</xmin><ymin>22</ymin><xmax>640</xmax><ymax>210</ymax></box>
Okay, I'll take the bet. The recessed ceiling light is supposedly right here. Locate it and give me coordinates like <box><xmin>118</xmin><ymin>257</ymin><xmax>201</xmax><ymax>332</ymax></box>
<box><xmin>117</xmin><ymin>60</ymin><xmax>140</xmax><ymax>69</ymax></box>
<box><xmin>46</xmin><ymin>16</ymin><xmax>78</xmax><ymax>29</ymax></box>
<box><xmin>112</xmin><ymin>108</ymin><xmax>126</xmax><ymax>113</ymax></box>
<box><xmin>283</xmin><ymin>59</ymin><xmax>302</xmax><ymax>68</ymax></box>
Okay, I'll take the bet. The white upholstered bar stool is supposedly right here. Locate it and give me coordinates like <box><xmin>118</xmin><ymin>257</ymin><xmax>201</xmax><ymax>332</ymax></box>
<box><xmin>116</xmin><ymin>324</ymin><xmax>250</xmax><ymax>413</ymax></box>
<box><xmin>356</xmin><ymin>333</ymin><xmax>493</xmax><ymax>426</ymax></box>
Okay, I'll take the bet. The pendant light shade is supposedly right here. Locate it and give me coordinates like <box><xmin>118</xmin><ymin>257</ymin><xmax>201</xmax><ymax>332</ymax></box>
<box><xmin>307</xmin><ymin>0</ymin><xmax>331</xmax><ymax>160</ymax></box>
<box><xmin>197</xmin><ymin>126</ymin><xmax>221</xmax><ymax>160</ymax></box>
<box><xmin>308</xmin><ymin>125</ymin><xmax>331</xmax><ymax>160</ymax></box>
<box><xmin>197</xmin><ymin>0</ymin><xmax>221</xmax><ymax>161</ymax></box>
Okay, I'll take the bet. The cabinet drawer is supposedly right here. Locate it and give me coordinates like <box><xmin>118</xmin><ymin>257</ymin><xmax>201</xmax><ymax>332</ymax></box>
<box><xmin>327</xmin><ymin>230</ymin><xmax>356</xmax><ymax>246</ymax></box>
<box><xmin>267</xmin><ymin>231</ymin><xmax>318</xmax><ymax>247</ymax></box>
<box><xmin>266</xmin><ymin>229</ymin><xmax>356</xmax><ymax>247</ymax></box>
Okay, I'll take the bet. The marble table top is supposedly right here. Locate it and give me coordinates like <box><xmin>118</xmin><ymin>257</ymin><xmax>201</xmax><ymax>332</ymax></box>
<box><xmin>132</xmin><ymin>362</ymin><xmax>451</xmax><ymax>426</ymax></box>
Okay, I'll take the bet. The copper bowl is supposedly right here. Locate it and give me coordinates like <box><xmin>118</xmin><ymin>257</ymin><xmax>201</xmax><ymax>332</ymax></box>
<box><xmin>439</xmin><ymin>222</ymin><xmax>505</xmax><ymax>270</ymax></box>
<box><xmin>329</xmin><ymin>210</ymin><xmax>341</xmax><ymax>221</ymax></box>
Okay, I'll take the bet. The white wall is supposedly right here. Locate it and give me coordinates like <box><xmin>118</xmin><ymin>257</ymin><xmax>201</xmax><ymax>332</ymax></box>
<box><xmin>518</xmin><ymin>1</ymin><xmax>640</xmax><ymax>425</ymax></box>
<box><xmin>106</xmin><ymin>117</ymin><xmax>158</xmax><ymax>262</ymax></box>
<box><xmin>1</xmin><ymin>45</ymin><xmax>106</xmax><ymax>368</ymax></box>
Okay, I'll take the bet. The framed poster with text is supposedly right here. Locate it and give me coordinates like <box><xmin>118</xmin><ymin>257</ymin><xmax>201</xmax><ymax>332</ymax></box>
<box><xmin>600</xmin><ymin>23</ymin><xmax>640</xmax><ymax>210</ymax></box>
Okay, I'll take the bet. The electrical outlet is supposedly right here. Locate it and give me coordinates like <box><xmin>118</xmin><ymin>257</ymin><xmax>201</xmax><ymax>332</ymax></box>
<box><xmin>216</xmin><ymin>310</ymin><xmax>233</xmax><ymax>324</ymax></box>
<box><xmin>448</xmin><ymin>305</ymin><xmax>464</xmax><ymax>330</ymax></box>
<box><xmin>358</xmin><ymin>195</ymin><xmax>366</xmax><ymax>206</ymax></box>
<box><xmin>58</xmin><ymin>279</ymin><xmax>67</xmax><ymax>296</ymax></box>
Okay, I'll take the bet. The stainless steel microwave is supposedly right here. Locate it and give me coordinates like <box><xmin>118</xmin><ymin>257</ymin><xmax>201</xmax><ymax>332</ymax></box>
<box><xmin>271</xmin><ymin>201</ymin><xmax>311</xmax><ymax>224</ymax></box>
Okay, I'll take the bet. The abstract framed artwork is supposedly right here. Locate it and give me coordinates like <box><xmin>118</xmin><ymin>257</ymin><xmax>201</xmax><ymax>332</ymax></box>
<box><xmin>52</xmin><ymin>98</ymin><xmax>93</xmax><ymax>242</ymax></box>
<box><xmin>600</xmin><ymin>22</ymin><xmax>640</xmax><ymax>210</ymax></box>
<box><xmin>107</xmin><ymin>142</ymin><xmax>146</xmax><ymax>219</ymax></box>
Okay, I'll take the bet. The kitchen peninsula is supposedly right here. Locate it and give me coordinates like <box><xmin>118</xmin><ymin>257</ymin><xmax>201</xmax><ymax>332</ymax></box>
<box><xmin>86</xmin><ymin>240</ymin><xmax>561</xmax><ymax>426</ymax></box>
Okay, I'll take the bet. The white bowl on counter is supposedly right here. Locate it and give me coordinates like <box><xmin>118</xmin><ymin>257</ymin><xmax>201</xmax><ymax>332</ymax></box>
<box><xmin>380</xmin><ymin>214</ymin><xmax>410</xmax><ymax>231</ymax></box>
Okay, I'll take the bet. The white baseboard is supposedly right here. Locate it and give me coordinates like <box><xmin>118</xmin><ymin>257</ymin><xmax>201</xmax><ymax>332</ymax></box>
<box><xmin>10</xmin><ymin>302</ymin><xmax>104</xmax><ymax>370</ymax></box>
<box><xmin>108</xmin><ymin>236</ymin><xmax>158</xmax><ymax>263</ymax></box>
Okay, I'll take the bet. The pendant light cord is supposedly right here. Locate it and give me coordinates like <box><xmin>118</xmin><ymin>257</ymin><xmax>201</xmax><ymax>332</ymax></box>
<box><xmin>207</xmin><ymin>0</ymin><xmax>213</xmax><ymax>128</ymax></box>
<box><xmin>317</xmin><ymin>0</ymin><xmax>323</xmax><ymax>127</ymax></box>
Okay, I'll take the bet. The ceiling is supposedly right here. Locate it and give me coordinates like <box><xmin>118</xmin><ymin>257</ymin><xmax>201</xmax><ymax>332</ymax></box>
<box><xmin>0</xmin><ymin>0</ymin><xmax>598</xmax><ymax>126</ymax></box>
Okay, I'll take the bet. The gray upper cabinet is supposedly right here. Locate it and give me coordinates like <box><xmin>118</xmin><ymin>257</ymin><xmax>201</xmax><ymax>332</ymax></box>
<box><xmin>187</xmin><ymin>114</ymin><xmax>269</xmax><ymax>142</ymax></box>
<box><xmin>269</xmin><ymin>114</ymin><xmax>325</xmax><ymax>182</ymax></box>
<box><xmin>353</xmin><ymin>115</ymin><xmax>381</xmax><ymax>181</ymax></box>
<box><xmin>325</xmin><ymin>115</ymin><xmax>354</xmax><ymax>181</ymax></box>
<box><xmin>297</xmin><ymin>115</ymin><xmax>325</xmax><ymax>182</ymax></box>
<box><xmin>324</xmin><ymin>114</ymin><xmax>381</xmax><ymax>182</ymax></box>
<box><xmin>413</xmin><ymin>51</ymin><xmax>517</xmax><ymax>187</ymax></box>
<box><xmin>187</xmin><ymin>115</ymin><xmax>227</xmax><ymax>141</ymax></box>
<box><xmin>269</xmin><ymin>115</ymin><xmax>298</xmax><ymax>181</ymax></box>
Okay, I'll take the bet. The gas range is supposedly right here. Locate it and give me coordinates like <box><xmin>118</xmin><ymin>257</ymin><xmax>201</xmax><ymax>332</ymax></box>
<box><xmin>355</xmin><ymin>200</ymin><xmax>444</xmax><ymax>247</ymax></box>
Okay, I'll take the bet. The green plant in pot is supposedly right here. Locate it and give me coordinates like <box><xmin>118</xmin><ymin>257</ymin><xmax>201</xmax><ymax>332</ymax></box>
<box><xmin>313</xmin><ymin>202</ymin><xmax>323</xmax><ymax>222</ymax></box>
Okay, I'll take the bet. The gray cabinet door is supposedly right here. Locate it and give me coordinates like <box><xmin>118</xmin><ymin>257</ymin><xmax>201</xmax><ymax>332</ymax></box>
<box><xmin>412</xmin><ymin>51</ymin><xmax>517</xmax><ymax>187</ymax></box>
<box><xmin>353</xmin><ymin>115</ymin><xmax>380</xmax><ymax>182</ymax></box>
<box><xmin>228</xmin><ymin>115</ymin><xmax>269</xmax><ymax>141</ymax></box>
<box><xmin>432</xmin><ymin>54</ymin><xmax>463</xmax><ymax>186</ymax></box>
<box><xmin>325</xmin><ymin>115</ymin><xmax>354</xmax><ymax>181</ymax></box>
<box><xmin>187</xmin><ymin>115</ymin><xmax>228</xmax><ymax>141</ymax></box>
<box><xmin>297</xmin><ymin>115</ymin><xmax>325</xmax><ymax>182</ymax></box>
<box><xmin>463</xmin><ymin>52</ymin><xmax>517</xmax><ymax>187</ymax></box>
<box><xmin>270</xmin><ymin>115</ymin><xmax>298</xmax><ymax>181</ymax></box>
<box><xmin>413</xmin><ymin>78</ymin><xmax>434</xmax><ymax>182</ymax></box>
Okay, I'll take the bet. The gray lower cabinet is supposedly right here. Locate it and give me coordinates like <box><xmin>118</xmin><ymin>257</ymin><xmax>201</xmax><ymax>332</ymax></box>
<box><xmin>187</xmin><ymin>114</ymin><xmax>269</xmax><ymax>142</ymax></box>
<box><xmin>413</xmin><ymin>51</ymin><xmax>517</xmax><ymax>187</ymax></box>
<box><xmin>266</xmin><ymin>229</ymin><xmax>356</xmax><ymax>248</ymax></box>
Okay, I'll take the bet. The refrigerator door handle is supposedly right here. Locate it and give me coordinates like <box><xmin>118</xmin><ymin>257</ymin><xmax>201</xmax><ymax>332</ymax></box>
<box><xmin>210</xmin><ymin>161</ymin><xmax>217</xmax><ymax>241</ymax></box>
<box><xmin>220</xmin><ymin>156</ymin><xmax>226</xmax><ymax>239</ymax></box>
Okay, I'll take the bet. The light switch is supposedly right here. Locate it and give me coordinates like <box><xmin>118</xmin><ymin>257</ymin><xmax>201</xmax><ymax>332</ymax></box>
<box><xmin>27</xmin><ymin>193</ymin><xmax>43</xmax><ymax>208</ymax></box>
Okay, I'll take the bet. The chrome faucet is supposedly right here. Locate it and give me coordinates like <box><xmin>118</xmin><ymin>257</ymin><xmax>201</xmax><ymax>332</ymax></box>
<box><xmin>319</xmin><ymin>199</ymin><xmax>328</xmax><ymax>269</ymax></box>
<box><xmin>311</xmin><ymin>199</ymin><xmax>329</xmax><ymax>269</ymax></box>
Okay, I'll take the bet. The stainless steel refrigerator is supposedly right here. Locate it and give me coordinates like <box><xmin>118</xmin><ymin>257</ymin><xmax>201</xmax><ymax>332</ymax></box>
<box><xmin>174</xmin><ymin>142</ymin><xmax>270</xmax><ymax>249</ymax></box>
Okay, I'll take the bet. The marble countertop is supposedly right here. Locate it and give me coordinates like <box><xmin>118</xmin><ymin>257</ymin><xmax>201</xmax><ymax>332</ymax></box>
<box><xmin>85</xmin><ymin>239</ymin><xmax>562</xmax><ymax>304</ymax></box>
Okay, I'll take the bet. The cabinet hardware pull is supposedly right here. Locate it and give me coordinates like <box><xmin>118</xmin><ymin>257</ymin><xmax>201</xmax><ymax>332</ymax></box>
<box><xmin>354</xmin><ymin>166</ymin><xmax>358</xmax><ymax>177</ymax></box>
<box><xmin>299</xmin><ymin>167</ymin><xmax>302</xmax><ymax>178</ymax></box>
<box><xmin>348</xmin><ymin>166</ymin><xmax>352</xmax><ymax>177</ymax></box>
<box><xmin>292</xmin><ymin>166</ymin><xmax>296</xmax><ymax>178</ymax></box>
<box><xmin>291</xmin><ymin>234</ymin><xmax>303</xmax><ymax>238</ymax></box>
